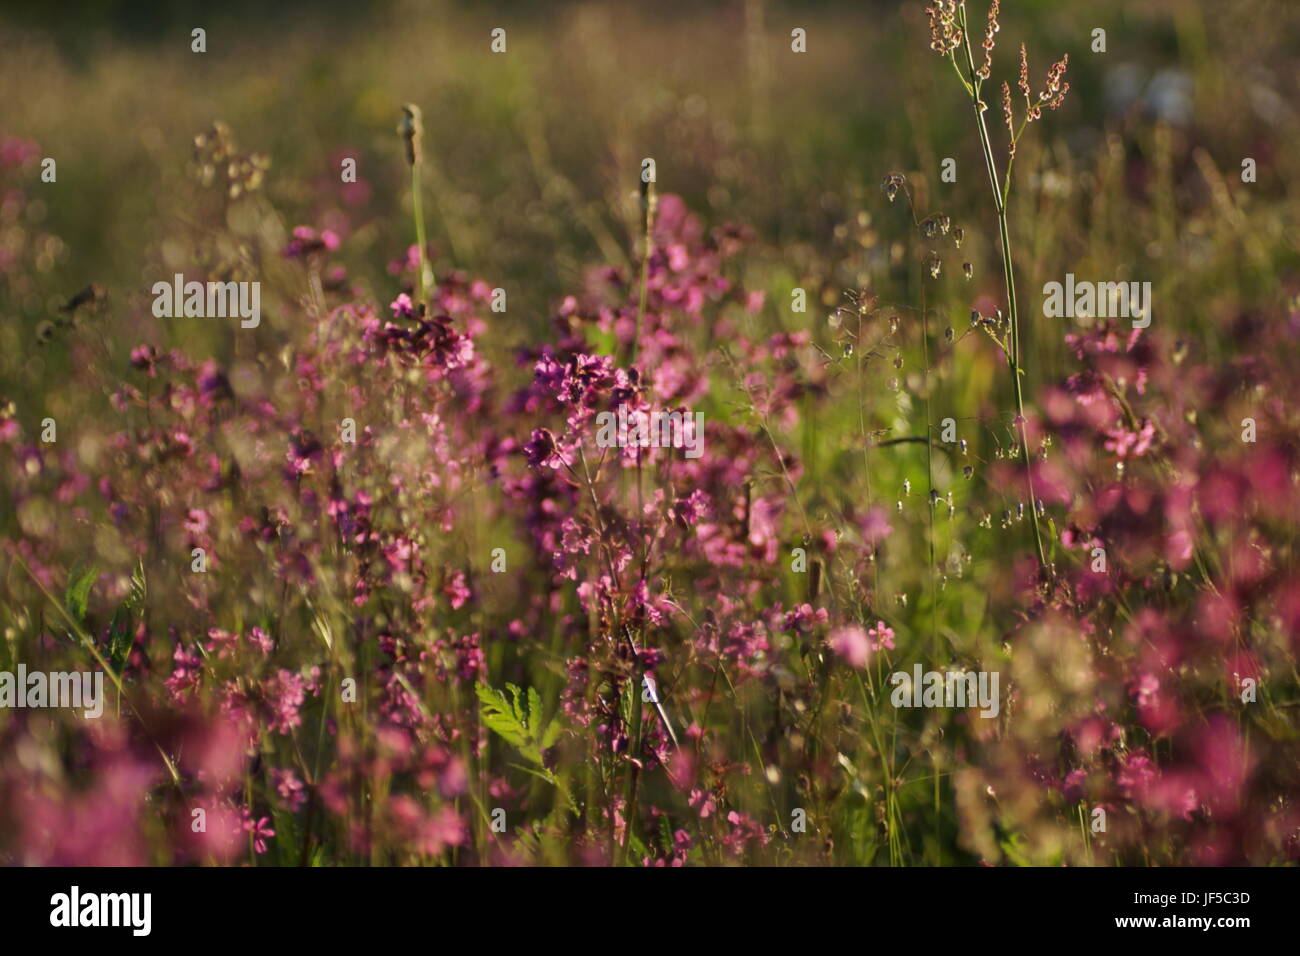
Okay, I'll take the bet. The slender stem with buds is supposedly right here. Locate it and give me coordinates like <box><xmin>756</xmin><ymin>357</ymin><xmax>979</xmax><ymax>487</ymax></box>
<box><xmin>954</xmin><ymin>4</ymin><xmax>1049</xmax><ymax>575</ymax></box>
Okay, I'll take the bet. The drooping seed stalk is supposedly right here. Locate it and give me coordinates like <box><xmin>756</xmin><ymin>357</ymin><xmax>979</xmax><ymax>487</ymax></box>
<box><xmin>955</xmin><ymin>6</ymin><xmax>1048</xmax><ymax>574</ymax></box>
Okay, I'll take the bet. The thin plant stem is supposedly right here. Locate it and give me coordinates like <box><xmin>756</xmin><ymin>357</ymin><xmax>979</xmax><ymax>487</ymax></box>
<box><xmin>412</xmin><ymin>163</ymin><xmax>430</xmax><ymax>310</ymax></box>
<box><xmin>857</xmin><ymin>311</ymin><xmax>883</xmax><ymax>611</ymax></box>
<box><xmin>921</xmin><ymin>289</ymin><xmax>939</xmax><ymax>654</ymax></box>
<box><xmin>629</xmin><ymin>175</ymin><xmax>656</xmax><ymax>365</ymax></box>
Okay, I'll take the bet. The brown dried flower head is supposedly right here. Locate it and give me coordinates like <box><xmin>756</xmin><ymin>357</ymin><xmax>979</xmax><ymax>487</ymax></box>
<box><xmin>1020</xmin><ymin>47</ymin><xmax>1070</xmax><ymax>122</ymax></box>
<box><xmin>1002</xmin><ymin>82</ymin><xmax>1016</xmax><ymax>158</ymax></box>
<box><xmin>925</xmin><ymin>0</ymin><xmax>964</xmax><ymax>56</ymax></box>
<box><xmin>977</xmin><ymin>0</ymin><xmax>1001</xmax><ymax>79</ymax></box>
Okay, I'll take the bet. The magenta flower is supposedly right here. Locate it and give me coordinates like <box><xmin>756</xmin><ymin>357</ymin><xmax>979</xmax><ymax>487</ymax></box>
<box><xmin>828</xmin><ymin>625</ymin><xmax>871</xmax><ymax>669</ymax></box>
<box><xmin>270</xmin><ymin>768</ymin><xmax>308</xmax><ymax>812</ymax></box>
<box><xmin>867</xmin><ymin>621</ymin><xmax>896</xmax><ymax>651</ymax></box>
<box><xmin>241</xmin><ymin>810</ymin><xmax>276</xmax><ymax>854</ymax></box>
<box><xmin>264</xmin><ymin>669</ymin><xmax>308</xmax><ymax>735</ymax></box>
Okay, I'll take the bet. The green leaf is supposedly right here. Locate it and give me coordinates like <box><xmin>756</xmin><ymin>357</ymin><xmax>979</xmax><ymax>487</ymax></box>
<box><xmin>528</xmin><ymin>686</ymin><xmax>542</xmax><ymax>728</ymax></box>
<box><xmin>128</xmin><ymin>559</ymin><xmax>147</xmax><ymax>610</ymax></box>
<box><xmin>64</xmin><ymin>563</ymin><xmax>98</xmax><ymax>624</ymax></box>
<box><xmin>541</xmin><ymin>716</ymin><xmax>564</xmax><ymax>750</ymax></box>
<box><xmin>999</xmin><ymin>830</ymin><xmax>1037</xmax><ymax>867</ymax></box>
<box><xmin>508</xmin><ymin>762</ymin><xmax>557</xmax><ymax>786</ymax></box>
<box><xmin>657</xmin><ymin>813</ymin><xmax>675</xmax><ymax>855</ymax></box>
<box><xmin>625</xmin><ymin>831</ymin><xmax>650</xmax><ymax>866</ymax></box>
<box><xmin>101</xmin><ymin>560</ymin><xmax>146</xmax><ymax>673</ymax></box>
<box><xmin>106</xmin><ymin>608</ymin><xmax>134</xmax><ymax>672</ymax></box>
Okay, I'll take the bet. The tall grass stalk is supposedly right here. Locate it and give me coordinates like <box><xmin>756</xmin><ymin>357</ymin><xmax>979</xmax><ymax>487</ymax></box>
<box><xmin>946</xmin><ymin>4</ymin><xmax>1048</xmax><ymax>573</ymax></box>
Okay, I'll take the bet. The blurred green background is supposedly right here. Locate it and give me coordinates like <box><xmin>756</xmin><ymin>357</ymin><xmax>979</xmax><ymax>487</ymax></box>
<box><xmin>2</xmin><ymin>0</ymin><xmax>1298</xmax><ymax>377</ymax></box>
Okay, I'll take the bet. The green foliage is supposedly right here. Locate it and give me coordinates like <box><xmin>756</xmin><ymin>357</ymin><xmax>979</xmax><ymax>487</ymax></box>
<box><xmin>476</xmin><ymin>682</ymin><xmax>562</xmax><ymax>768</ymax></box>
<box><xmin>63</xmin><ymin>562</ymin><xmax>97</xmax><ymax>625</ymax></box>
<box><xmin>1000</xmin><ymin>830</ymin><xmax>1064</xmax><ymax>867</ymax></box>
<box><xmin>106</xmin><ymin>560</ymin><xmax>146</xmax><ymax>672</ymax></box>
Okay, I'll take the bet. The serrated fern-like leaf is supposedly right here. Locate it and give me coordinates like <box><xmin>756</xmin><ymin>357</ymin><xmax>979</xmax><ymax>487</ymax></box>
<box><xmin>476</xmin><ymin>682</ymin><xmax>562</xmax><ymax>767</ymax></box>
<box><xmin>476</xmin><ymin>683</ymin><xmax>533</xmax><ymax>755</ymax></box>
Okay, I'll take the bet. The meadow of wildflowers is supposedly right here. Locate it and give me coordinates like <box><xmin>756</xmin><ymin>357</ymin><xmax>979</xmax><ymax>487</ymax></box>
<box><xmin>1</xmin><ymin>0</ymin><xmax>1298</xmax><ymax>879</ymax></box>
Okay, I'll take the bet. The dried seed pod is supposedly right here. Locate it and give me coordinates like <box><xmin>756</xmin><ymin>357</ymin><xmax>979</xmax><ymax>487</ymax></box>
<box><xmin>881</xmin><ymin>173</ymin><xmax>906</xmax><ymax>202</ymax></box>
